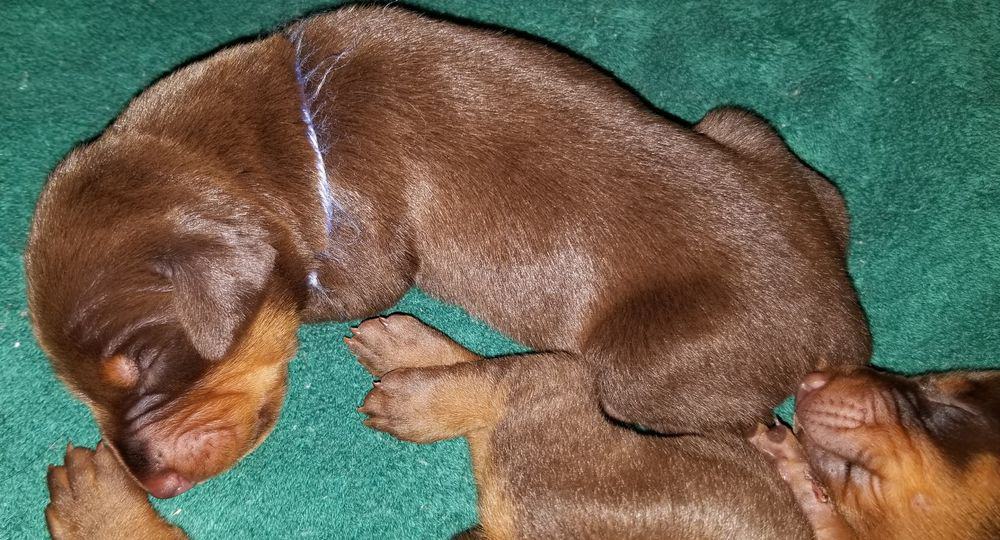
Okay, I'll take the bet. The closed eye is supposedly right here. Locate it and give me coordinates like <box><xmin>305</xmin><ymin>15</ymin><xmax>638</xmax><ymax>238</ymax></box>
<box><xmin>925</xmin><ymin>396</ymin><xmax>980</xmax><ymax>417</ymax></box>
<box><xmin>927</xmin><ymin>396</ymin><xmax>982</xmax><ymax>421</ymax></box>
<box><xmin>922</xmin><ymin>399</ymin><xmax>990</xmax><ymax>455</ymax></box>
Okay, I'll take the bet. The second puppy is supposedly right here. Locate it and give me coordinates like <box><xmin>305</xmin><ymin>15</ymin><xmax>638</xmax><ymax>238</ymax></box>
<box><xmin>751</xmin><ymin>367</ymin><xmax>1000</xmax><ymax>539</ymax></box>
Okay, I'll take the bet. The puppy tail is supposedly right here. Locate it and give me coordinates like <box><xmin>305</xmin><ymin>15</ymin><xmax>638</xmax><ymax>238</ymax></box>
<box><xmin>695</xmin><ymin>107</ymin><xmax>851</xmax><ymax>255</ymax></box>
<box><xmin>694</xmin><ymin>107</ymin><xmax>788</xmax><ymax>160</ymax></box>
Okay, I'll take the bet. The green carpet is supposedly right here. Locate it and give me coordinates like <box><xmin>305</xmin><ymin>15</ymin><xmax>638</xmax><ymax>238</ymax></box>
<box><xmin>2</xmin><ymin>0</ymin><xmax>998</xmax><ymax>537</ymax></box>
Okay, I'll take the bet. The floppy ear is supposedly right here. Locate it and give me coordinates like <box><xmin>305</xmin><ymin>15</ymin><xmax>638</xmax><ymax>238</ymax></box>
<box><xmin>158</xmin><ymin>216</ymin><xmax>277</xmax><ymax>362</ymax></box>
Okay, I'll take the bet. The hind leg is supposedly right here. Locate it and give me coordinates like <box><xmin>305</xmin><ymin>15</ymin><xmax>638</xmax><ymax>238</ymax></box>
<box><xmin>347</xmin><ymin>314</ymin><xmax>575</xmax><ymax>539</ymax></box>
<box><xmin>589</xmin><ymin>285</ymin><xmax>869</xmax><ymax>435</ymax></box>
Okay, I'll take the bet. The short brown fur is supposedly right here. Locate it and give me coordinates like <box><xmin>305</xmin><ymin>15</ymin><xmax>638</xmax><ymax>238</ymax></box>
<box><xmin>348</xmin><ymin>315</ymin><xmax>813</xmax><ymax>538</ymax></box>
<box><xmin>27</xmin><ymin>5</ymin><xmax>871</xmax><ymax>536</ymax></box>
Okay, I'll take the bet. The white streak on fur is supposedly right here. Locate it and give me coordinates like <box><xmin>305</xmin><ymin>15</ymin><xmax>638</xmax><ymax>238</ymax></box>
<box><xmin>307</xmin><ymin>270</ymin><xmax>321</xmax><ymax>290</ymax></box>
<box><xmin>290</xmin><ymin>28</ymin><xmax>337</xmax><ymax>236</ymax></box>
<box><xmin>287</xmin><ymin>26</ymin><xmax>362</xmax><ymax>294</ymax></box>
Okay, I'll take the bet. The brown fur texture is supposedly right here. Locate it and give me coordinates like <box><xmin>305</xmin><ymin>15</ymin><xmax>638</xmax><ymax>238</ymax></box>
<box><xmin>26</xmin><ymin>5</ymin><xmax>870</xmax><ymax>534</ymax></box>
<box><xmin>349</xmin><ymin>314</ymin><xmax>813</xmax><ymax>538</ymax></box>
<box><xmin>751</xmin><ymin>368</ymin><xmax>1000</xmax><ymax>540</ymax></box>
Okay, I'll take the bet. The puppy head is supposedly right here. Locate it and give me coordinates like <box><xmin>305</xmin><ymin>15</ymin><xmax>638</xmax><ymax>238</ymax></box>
<box><xmin>26</xmin><ymin>137</ymin><xmax>301</xmax><ymax>497</ymax></box>
<box><xmin>795</xmin><ymin>367</ymin><xmax>1000</xmax><ymax>539</ymax></box>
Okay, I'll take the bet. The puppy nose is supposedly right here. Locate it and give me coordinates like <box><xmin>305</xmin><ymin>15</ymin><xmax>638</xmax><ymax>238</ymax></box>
<box><xmin>142</xmin><ymin>469</ymin><xmax>194</xmax><ymax>499</ymax></box>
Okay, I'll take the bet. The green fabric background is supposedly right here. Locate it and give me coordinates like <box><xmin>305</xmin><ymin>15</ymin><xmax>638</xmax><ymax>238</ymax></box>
<box><xmin>2</xmin><ymin>0</ymin><xmax>998</xmax><ymax>537</ymax></box>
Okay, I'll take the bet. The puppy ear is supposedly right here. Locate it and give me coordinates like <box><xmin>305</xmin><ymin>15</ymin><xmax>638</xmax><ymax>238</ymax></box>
<box><xmin>158</xmin><ymin>218</ymin><xmax>277</xmax><ymax>362</ymax></box>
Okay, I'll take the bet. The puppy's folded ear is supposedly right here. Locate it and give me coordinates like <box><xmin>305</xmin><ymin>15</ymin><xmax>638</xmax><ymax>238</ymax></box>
<box><xmin>156</xmin><ymin>213</ymin><xmax>277</xmax><ymax>362</ymax></box>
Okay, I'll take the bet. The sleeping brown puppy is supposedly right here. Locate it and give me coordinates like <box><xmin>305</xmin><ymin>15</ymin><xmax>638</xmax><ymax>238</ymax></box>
<box><xmin>751</xmin><ymin>368</ymin><xmax>1000</xmax><ymax>539</ymax></box>
<box><xmin>28</xmin><ymin>4</ymin><xmax>870</xmax><ymax>534</ymax></box>
<box><xmin>46</xmin><ymin>315</ymin><xmax>822</xmax><ymax>539</ymax></box>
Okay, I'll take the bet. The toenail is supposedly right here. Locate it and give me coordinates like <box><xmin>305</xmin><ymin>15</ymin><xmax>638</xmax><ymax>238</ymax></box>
<box><xmin>801</xmin><ymin>372</ymin><xmax>830</xmax><ymax>392</ymax></box>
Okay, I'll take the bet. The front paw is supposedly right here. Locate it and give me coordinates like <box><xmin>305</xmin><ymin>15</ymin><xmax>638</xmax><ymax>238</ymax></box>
<box><xmin>346</xmin><ymin>314</ymin><xmax>470</xmax><ymax>377</ymax></box>
<box><xmin>748</xmin><ymin>423</ymin><xmax>805</xmax><ymax>463</ymax></box>
<box><xmin>46</xmin><ymin>442</ymin><xmax>184</xmax><ymax>540</ymax></box>
<box><xmin>749</xmin><ymin>423</ymin><xmax>830</xmax><ymax>504</ymax></box>
<box><xmin>358</xmin><ymin>368</ymin><xmax>454</xmax><ymax>443</ymax></box>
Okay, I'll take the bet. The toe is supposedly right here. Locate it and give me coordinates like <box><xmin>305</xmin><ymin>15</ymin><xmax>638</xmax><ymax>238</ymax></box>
<box><xmin>766</xmin><ymin>424</ymin><xmax>791</xmax><ymax>443</ymax></box>
<box><xmin>381</xmin><ymin>313</ymin><xmax>414</xmax><ymax>333</ymax></box>
<box><xmin>345</xmin><ymin>334</ymin><xmax>371</xmax><ymax>359</ymax></box>
<box><xmin>45</xmin><ymin>505</ymin><xmax>71</xmax><ymax>539</ymax></box>
<box><xmin>356</xmin><ymin>316</ymin><xmax>390</xmax><ymax>338</ymax></box>
<box><xmin>747</xmin><ymin>422</ymin><xmax>769</xmax><ymax>442</ymax></box>
<box><xmin>47</xmin><ymin>465</ymin><xmax>70</xmax><ymax>496</ymax></box>
<box><xmin>93</xmin><ymin>441</ymin><xmax>115</xmax><ymax>468</ymax></box>
<box><xmin>65</xmin><ymin>447</ymin><xmax>97</xmax><ymax>490</ymax></box>
<box><xmin>358</xmin><ymin>385</ymin><xmax>390</xmax><ymax>417</ymax></box>
<box><xmin>347</xmin><ymin>322</ymin><xmax>395</xmax><ymax>376</ymax></box>
<box><xmin>362</xmin><ymin>415</ymin><xmax>391</xmax><ymax>432</ymax></box>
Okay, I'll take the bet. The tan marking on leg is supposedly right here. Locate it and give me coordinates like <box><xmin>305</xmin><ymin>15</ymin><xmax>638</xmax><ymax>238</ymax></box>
<box><xmin>468</xmin><ymin>429</ymin><xmax>516</xmax><ymax>540</ymax></box>
<box><xmin>360</xmin><ymin>363</ymin><xmax>505</xmax><ymax>443</ymax></box>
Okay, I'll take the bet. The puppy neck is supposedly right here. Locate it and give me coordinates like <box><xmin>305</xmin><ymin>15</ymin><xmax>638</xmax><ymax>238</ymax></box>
<box><xmin>283</xmin><ymin>26</ymin><xmax>362</xmax><ymax>298</ymax></box>
<box><xmin>287</xmin><ymin>26</ymin><xmax>344</xmax><ymax>240</ymax></box>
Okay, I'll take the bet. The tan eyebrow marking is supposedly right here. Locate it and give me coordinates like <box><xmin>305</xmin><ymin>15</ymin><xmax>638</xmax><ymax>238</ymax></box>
<box><xmin>101</xmin><ymin>354</ymin><xmax>139</xmax><ymax>388</ymax></box>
